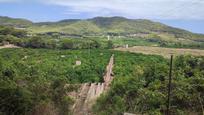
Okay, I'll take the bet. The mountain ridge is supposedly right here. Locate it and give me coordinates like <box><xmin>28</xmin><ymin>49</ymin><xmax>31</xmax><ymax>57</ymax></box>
<box><xmin>0</xmin><ymin>16</ymin><xmax>198</xmax><ymax>33</ymax></box>
<box><xmin>0</xmin><ymin>16</ymin><xmax>204</xmax><ymax>42</ymax></box>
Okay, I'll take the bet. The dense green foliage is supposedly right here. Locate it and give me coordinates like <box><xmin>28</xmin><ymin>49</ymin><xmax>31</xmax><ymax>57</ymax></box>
<box><xmin>94</xmin><ymin>52</ymin><xmax>204</xmax><ymax>115</ymax></box>
<box><xmin>0</xmin><ymin>25</ymin><xmax>27</xmax><ymax>45</ymax></box>
<box><xmin>0</xmin><ymin>49</ymin><xmax>112</xmax><ymax>83</ymax></box>
<box><xmin>0</xmin><ymin>26</ymin><xmax>27</xmax><ymax>38</ymax></box>
<box><xmin>0</xmin><ymin>49</ymin><xmax>112</xmax><ymax>115</ymax></box>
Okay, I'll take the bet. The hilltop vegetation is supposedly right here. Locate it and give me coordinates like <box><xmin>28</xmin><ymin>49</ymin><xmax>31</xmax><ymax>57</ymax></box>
<box><xmin>0</xmin><ymin>16</ymin><xmax>32</xmax><ymax>27</ymax></box>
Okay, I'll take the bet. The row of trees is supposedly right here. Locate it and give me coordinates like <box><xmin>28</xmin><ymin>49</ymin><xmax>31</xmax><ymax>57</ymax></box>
<box><xmin>0</xmin><ymin>35</ymin><xmax>114</xmax><ymax>49</ymax></box>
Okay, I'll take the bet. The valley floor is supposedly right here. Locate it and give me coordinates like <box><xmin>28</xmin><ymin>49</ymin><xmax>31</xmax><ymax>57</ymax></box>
<box><xmin>115</xmin><ymin>46</ymin><xmax>204</xmax><ymax>58</ymax></box>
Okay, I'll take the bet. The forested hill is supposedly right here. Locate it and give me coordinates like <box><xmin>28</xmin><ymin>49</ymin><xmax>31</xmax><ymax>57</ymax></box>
<box><xmin>0</xmin><ymin>16</ymin><xmax>204</xmax><ymax>41</ymax></box>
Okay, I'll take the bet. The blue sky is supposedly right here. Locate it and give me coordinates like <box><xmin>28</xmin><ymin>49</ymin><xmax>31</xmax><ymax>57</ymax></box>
<box><xmin>0</xmin><ymin>0</ymin><xmax>204</xmax><ymax>33</ymax></box>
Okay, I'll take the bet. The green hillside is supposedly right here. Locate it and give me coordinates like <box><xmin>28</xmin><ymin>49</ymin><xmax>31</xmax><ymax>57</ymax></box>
<box><xmin>1</xmin><ymin>16</ymin><xmax>204</xmax><ymax>48</ymax></box>
<box><xmin>31</xmin><ymin>17</ymin><xmax>204</xmax><ymax>42</ymax></box>
<box><xmin>0</xmin><ymin>16</ymin><xmax>32</xmax><ymax>28</ymax></box>
<box><xmin>1</xmin><ymin>16</ymin><xmax>203</xmax><ymax>39</ymax></box>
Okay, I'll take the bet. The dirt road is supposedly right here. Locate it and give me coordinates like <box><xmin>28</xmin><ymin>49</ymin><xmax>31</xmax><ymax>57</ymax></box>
<box><xmin>71</xmin><ymin>55</ymin><xmax>114</xmax><ymax>115</ymax></box>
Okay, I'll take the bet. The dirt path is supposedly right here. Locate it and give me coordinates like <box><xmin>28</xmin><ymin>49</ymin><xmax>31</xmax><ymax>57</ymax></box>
<box><xmin>72</xmin><ymin>83</ymin><xmax>91</xmax><ymax>115</ymax></box>
<box><xmin>0</xmin><ymin>44</ymin><xmax>20</xmax><ymax>49</ymax></box>
<box><xmin>71</xmin><ymin>55</ymin><xmax>114</xmax><ymax>115</ymax></box>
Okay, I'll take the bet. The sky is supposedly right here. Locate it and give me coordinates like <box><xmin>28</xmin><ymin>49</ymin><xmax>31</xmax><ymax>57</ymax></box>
<box><xmin>0</xmin><ymin>0</ymin><xmax>204</xmax><ymax>33</ymax></box>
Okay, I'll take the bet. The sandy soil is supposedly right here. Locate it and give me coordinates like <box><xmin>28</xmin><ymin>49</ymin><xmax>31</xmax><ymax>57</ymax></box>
<box><xmin>115</xmin><ymin>46</ymin><xmax>204</xmax><ymax>58</ymax></box>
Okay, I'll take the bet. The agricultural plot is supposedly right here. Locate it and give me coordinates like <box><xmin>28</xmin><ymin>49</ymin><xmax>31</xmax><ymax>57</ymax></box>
<box><xmin>0</xmin><ymin>48</ymin><xmax>113</xmax><ymax>83</ymax></box>
<box><xmin>115</xmin><ymin>46</ymin><xmax>204</xmax><ymax>58</ymax></box>
<box><xmin>97</xmin><ymin>37</ymin><xmax>158</xmax><ymax>47</ymax></box>
<box><xmin>0</xmin><ymin>48</ymin><xmax>112</xmax><ymax>115</ymax></box>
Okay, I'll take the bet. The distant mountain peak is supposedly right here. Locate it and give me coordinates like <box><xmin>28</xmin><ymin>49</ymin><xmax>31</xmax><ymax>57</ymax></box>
<box><xmin>58</xmin><ymin>19</ymin><xmax>81</xmax><ymax>23</ymax></box>
<box><xmin>87</xmin><ymin>16</ymin><xmax>130</xmax><ymax>28</ymax></box>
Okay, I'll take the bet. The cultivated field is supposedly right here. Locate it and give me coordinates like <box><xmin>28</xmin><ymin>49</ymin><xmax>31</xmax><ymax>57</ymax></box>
<box><xmin>115</xmin><ymin>46</ymin><xmax>204</xmax><ymax>58</ymax></box>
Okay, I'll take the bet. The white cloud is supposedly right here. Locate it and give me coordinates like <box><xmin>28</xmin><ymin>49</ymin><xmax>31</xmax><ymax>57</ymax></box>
<box><xmin>43</xmin><ymin>0</ymin><xmax>204</xmax><ymax>20</ymax></box>
<box><xmin>1</xmin><ymin>0</ymin><xmax>204</xmax><ymax>20</ymax></box>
